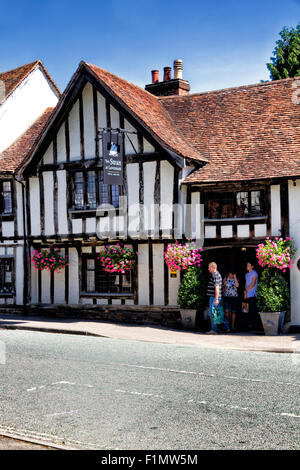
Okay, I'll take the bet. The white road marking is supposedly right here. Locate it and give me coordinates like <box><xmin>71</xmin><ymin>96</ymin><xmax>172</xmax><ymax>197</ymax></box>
<box><xmin>27</xmin><ymin>381</ymin><xmax>94</xmax><ymax>392</ymax></box>
<box><xmin>281</xmin><ymin>413</ymin><xmax>300</xmax><ymax>418</ymax></box>
<box><xmin>114</xmin><ymin>388</ymin><xmax>300</xmax><ymax>420</ymax></box>
<box><xmin>115</xmin><ymin>389</ymin><xmax>164</xmax><ymax>398</ymax></box>
<box><xmin>122</xmin><ymin>364</ymin><xmax>300</xmax><ymax>387</ymax></box>
<box><xmin>52</xmin><ymin>381</ymin><xmax>76</xmax><ymax>385</ymax></box>
<box><xmin>45</xmin><ymin>410</ymin><xmax>80</xmax><ymax>418</ymax></box>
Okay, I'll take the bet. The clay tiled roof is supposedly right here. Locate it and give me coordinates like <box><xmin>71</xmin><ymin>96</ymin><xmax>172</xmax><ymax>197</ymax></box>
<box><xmin>85</xmin><ymin>62</ymin><xmax>208</xmax><ymax>163</ymax></box>
<box><xmin>0</xmin><ymin>108</ymin><xmax>54</xmax><ymax>173</ymax></box>
<box><xmin>160</xmin><ymin>78</ymin><xmax>300</xmax><ymax>183</ymax></box>
<box><xmin>0</xmin><ymin>60</ymin><xmax>60</xmax><ymax>104</ymax></box>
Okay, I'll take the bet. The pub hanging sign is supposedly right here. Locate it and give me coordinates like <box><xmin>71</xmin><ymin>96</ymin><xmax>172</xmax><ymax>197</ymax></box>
<box><xmin>102</xmin><ymin>131</ymin><xmax>123</xmax><ymax>185</ymax></box>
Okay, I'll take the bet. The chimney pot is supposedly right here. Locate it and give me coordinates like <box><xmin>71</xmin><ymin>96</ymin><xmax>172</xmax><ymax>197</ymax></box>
<box><xmin>174</xmin><ymin>59</ymin><xmax>183</xmax><ymax>79</ymax></box>
<box><xmin>163</xmin><ymin>66</ymin><xmax>172</xmax><ymax>81</ymax></box>
<box><xmin>151</xmin><ymin>70</ymin><xmax>159</xmax><ymax>84</ymax></box>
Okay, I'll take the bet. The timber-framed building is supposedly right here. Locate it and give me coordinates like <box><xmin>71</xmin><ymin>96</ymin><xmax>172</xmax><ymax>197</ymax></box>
<box><xmin>0</xmin><ymin>59</ymin><xmax>300</xmax><ymax>330</ymax></box>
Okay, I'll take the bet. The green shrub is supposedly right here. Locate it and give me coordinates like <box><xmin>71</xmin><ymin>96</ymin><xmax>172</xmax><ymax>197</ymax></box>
<box><xmin>257</xmin><ymin>269</ymin><xmax>290</xmax><ymax>312</ymax></box>
<box><xmin>177</xmin><ymin>266</ymin><xmax>206</xmax><ymax>310</ymax></box>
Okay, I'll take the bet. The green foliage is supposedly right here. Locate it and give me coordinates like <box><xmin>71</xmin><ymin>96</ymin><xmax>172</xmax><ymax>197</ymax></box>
<box><xmin>177</xmin><ymin>266</ymin><xmax>206</xmax><ymax>310</ymax></box>
<box><xmin>257</xmin><ymin>269</ymin><xmax>290</xmax><ymax>313</ymax></box>
<box><xmin>267</xmin><ymin>24</ymin><xmax>300</xmax><ymax>80</ymax></box>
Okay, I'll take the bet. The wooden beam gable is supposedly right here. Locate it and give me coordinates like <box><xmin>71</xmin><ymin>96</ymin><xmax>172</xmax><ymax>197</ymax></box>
<box><xmin>19</xmin><ymin>63</ymin><xmax>188</xmax><ymax>178</ymax></box>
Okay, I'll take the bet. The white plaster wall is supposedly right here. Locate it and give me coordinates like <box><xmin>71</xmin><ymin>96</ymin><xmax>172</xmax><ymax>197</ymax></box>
<box><xmin>69</xmin><ymin>100</ymin><xmax>81</xmax><ymax>161</ymax></box>
<box><xmin>191</xmin><ymin>192</ymin><xmax>202</xmax><ymax>240</ymax></box>
<box><xmin>143</xmin><ymin>161</ymin><xmax>156</xmax><ymax>232</ymax></box>
<box><xmin>54</xmin><ymin>248</ymin><xmax>65</xmax><ymax>304</ymax></box>
<box><xmin>127</xmin><ymin>163</ymin><xmax>140</xmax><ymax>236</ymax></box>
<box><xmin>153</xmin><ymin>244</ymin><xmax>164</xmax><ymax>305</ymax></box>
<box><xmin>97</xmin><ymin>92</ymin><xmax>106</xmax><ymax>157</ymax></box>
<box><xmin>124</xmin><ymin>119</ymin><xmax>138</xmax><ymax>154</ymax></box>
<box><xmin>288</xmin><ymin>180</ymin><xmax>300</xmax><ymax>325</ymax></box>
<box><xmin>72</xmin><ymin>218</ymin><xmax>82</xmax><ymax>234</ymax></box>
<box><xmin>15</xmin><ymin>246</ymin><xmax>24</xmax><ymax>305</ymax></box>
<box><xmin>43</xmin><ymin>142</ymin><xmax>54</xmax><ymax>164</ymax></box>
<box><xmin>86</xmin><ymin>217</ymin><xmax>96</xmax><ymax>234</ymax></box>
<box><xmin>254</xmin><ymin>224</ymin><xmax>267</xmax><ymax>238</ymax></box>
<box><xmin>237</xmin><ymin>224</ymin><xmax>249</xmax><ymax>238</ymax></box>
<box><xmin>57</xmin><ymin>170</ymin><xmax>68</xmax><ymax>234</ymax></box>
<box><xmin>168</xmin><ymin>269</ymin><xmax>180</xmax><ymax>306</ymax></box>
<box><xmin>41</xmin><ymin>270</ymin><xmax>51</xmax><ymax>303</ymax></box>
<box><xmin>110</xmin><ymin>105</ymin><xmax>119</xmax><ymax>128</ymax></box>
<box><xmin>97</xmin><ymin>217</ymin><xmax>109</xmax><ymax>238</ymax></box>
<box><xmin>179</xmin><ymin>182</ymin><xmax>187</xmax><ymax>239</ymax></box>
<box><xmin>143</xmin><ymin>137</ymin><xmax>155</xmax><ymax>153</ymax></box>
<box><xmin>0</xmin><ymin>66</ymin><xmax>58</xmax><ymax>153</ymax></box>
<box><xmin>160</xmin><ymin>160</ymin><xmax>174</xmax><ymax>233</ymax></box>
<box><xmin>138</xmin><ymin>244</ymin><xmax>149</xmax><ymax>305</ymax></box>
<box><xmin>29</xmin><ymin>177</ymin><xmax>41</xmax><ymax>236</ymax></box>
<box><xmin>82</xmin><ymin>82</ymin><xmax>95</xmax><ymax>159</ymax></box>
<box><xmin>221</xmin><ymin>225</ymin><xmax>233</xmax><ymax>238</ymax></box>
<box><xmin>271</xmin><ymin>185</ymin><xmax>281</xmax><ymax>236</ymax></box>
<box><xmin>56</xmin><ymin>124</ymin><xmax>66</xmax><ymax>162</ymax></box>
<box><xmin>2</xmin><ymin>222</ymin><xmax>14</xmax><ymax>237</ymax></box>
<box><xmin>81</xmin><ymin>297</ymin><xmax>93</xmax><ymax>305</ymax></box>
<box><xmin>68</xmin><ymin>247</ymin><xmax>79</xmax><ymax>304</ymax></box>
<box><xmin>43</xmin><ymin>171</ymin><xmax>55</xmax><ymax>235</ymax></box>
<box><xmin>205</xmin><ymin>225</ymin><xmax>216</xmax><ymax>239</ymax></box>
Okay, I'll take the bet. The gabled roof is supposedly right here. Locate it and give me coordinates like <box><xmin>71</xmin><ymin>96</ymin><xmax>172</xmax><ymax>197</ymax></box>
<box><xmin>83</xmin><ymin>62</ymin><xmax>208</xmax><ymax>163</ymax></box>
<box><xmin>15</xmin><ymin>61</ymin><xmax>208</xmax><ymax>175</ymax></box>
<box><xmin>0</xmin><ymin>60</ymin><xmax>60</xmax><ymax>104</ymax></box>
<box><xmin>0</xmin><ymin>108</ymin><xmax>54</xmax><ymax>173</ymax></box>
<box><xmin>160</xmin><ymin>77</ymin><xmax>300</xmax><ymax>183</ymax></box>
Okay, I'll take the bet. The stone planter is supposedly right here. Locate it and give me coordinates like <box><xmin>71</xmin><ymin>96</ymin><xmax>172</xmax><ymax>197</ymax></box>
<box><xmin>259</xmin><ymin>311</ymin><xmax>285</xmax><ymax>336</ymax></box>
<box><xmin>180</xmin><ymin>309</ymin><xmax>197</xmax><ymax>330</ymax></box>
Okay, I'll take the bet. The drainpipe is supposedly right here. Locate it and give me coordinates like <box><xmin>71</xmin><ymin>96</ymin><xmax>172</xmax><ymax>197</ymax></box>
<box><xmin>12</xmin><ymin>174</ymin><xmax>29</xmax><ymax>313</ymax></box>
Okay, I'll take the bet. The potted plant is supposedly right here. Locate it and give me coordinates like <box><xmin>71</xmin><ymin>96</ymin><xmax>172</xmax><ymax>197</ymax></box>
<box><xmin>256</xmin><ymin>237</ymin><xmax>296</xmax><ymax>335</ymax></box>
<box><xmin>164</xmin><ymin>241</ymin><xmax>204</xmax><ymax>330</ymax></box>
<box><xmin>177</xmin><ymin>266</ymin><xmax>206</xmax><ymax>330</ymax></box>
<box><xmin>256</xmin><ymin>269</ymin><xmax>290</xmax><ymax>335</ymax></box>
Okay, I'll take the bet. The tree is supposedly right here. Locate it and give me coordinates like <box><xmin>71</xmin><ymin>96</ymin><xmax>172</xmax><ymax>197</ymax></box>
<box><xmin>267</xmin><ymin>24</ymin><xmax>300</xmax><ymax>80</ymax></box>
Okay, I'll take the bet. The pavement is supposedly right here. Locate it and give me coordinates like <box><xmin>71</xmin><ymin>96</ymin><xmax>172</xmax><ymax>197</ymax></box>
<box><xmin>0</xmin><ymin>313</ymin><xmax>299</xmax><ymax>353</ymax></box>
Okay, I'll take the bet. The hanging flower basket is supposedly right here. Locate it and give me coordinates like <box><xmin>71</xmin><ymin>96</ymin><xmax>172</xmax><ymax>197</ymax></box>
<box><xmin>164</xmin><ymin>241</ymin><xmax>203</xmax><ymax>272</ymax></box>
<box><xmin>98</xmin><ymin>244</ymin><xmax>136</xmax><ymax>274</ymax></box>
<box><xmin>256</xmin><ymin>237</ymin><xmax>296</xmax><ymax>272</ymax></box>
<box><xmin>31</xmin><ymin>246</ymin><xmax>68</xmax><ymax>273</ymax></box>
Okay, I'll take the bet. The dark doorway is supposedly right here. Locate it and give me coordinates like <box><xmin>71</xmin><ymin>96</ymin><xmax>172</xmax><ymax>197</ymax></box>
<box><xmin>201</xmin><ymin>246</ymin><xmax>263</xmax><ymax>332</ymax></box>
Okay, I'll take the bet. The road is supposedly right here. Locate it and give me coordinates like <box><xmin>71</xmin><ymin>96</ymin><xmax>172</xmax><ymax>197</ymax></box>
<box><xmin>0</xmin><ymin>330</ymin><xmax>299</xmax><ymax>450</ymax></box>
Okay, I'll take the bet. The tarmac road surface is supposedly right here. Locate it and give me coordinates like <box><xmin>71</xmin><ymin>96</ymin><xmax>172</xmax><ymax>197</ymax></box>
<box><xmin>0</xmin><ymin>329</ymin><xmax>299</xmax><ymax>450</ymax></box>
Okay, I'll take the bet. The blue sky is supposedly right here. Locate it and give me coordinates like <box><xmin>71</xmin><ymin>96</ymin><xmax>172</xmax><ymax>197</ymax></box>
<box><xmin>1</xmin><ymin>0</ymin><xmax>300</xmax><ymax>94</ymax></box>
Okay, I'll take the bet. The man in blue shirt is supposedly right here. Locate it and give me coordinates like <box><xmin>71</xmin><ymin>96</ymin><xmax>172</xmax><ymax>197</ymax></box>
<box><xmin>206</xmin><ymin>262</ymin><xmax>230</xmax><ymax>334</ymax></box>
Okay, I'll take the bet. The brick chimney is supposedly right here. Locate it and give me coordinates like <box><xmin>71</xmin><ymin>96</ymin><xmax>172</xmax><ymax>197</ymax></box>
<box><xmin>145</xmin><ymin>59</ymin><xmax>190</xmax><ymax>97</ymax></box>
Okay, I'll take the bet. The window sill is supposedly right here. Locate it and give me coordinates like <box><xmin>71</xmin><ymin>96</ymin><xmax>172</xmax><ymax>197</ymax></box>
<box><xmin>205</xmin><ymin>216</ymin><xmax>267</xmax><ymax>223</ymax></box>
<box><xmin>0</xmin><ymin>214</ymin><xmax>14</xmax><ymax>221</ymax></box>
<box><xmin>70</xmin><ymin>208</ymin><xmax>120</xmax><ymax>219</ymax></box>
<box><xmin>0</xmin><ymin>293</ymin><xmax>14</xmax><ymax>297</ymax></box>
